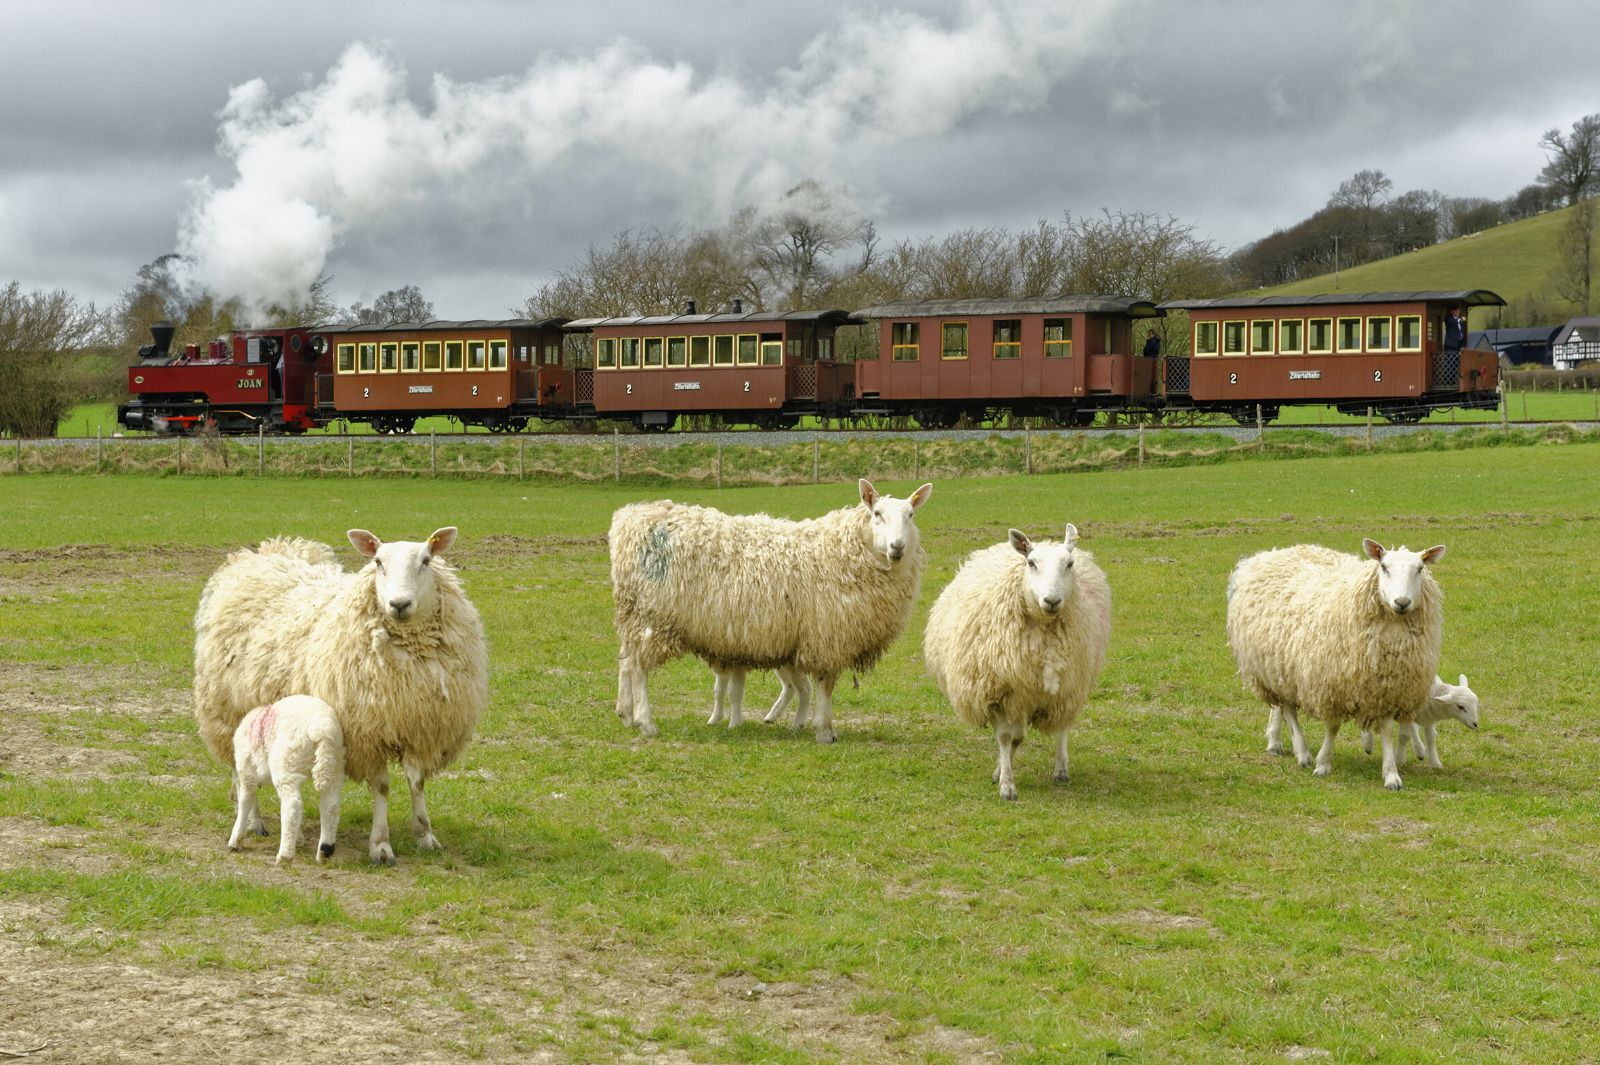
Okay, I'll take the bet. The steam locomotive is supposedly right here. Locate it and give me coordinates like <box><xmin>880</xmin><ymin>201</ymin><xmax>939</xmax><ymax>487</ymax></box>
<box><xmin>117</xmin><ymin>289</ymin><xmax>1503</xmax><ymax>434</ymax></box>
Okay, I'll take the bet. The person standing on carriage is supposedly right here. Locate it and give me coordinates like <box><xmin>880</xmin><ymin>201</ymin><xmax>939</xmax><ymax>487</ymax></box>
<box><xmin>1443</xmin><ymin>305</ymin><xmax>1467</xmax><ymax>353</ymax></box>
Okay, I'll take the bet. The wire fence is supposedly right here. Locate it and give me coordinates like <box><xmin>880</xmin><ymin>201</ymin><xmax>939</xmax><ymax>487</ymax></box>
<box><xmin>7</xmin><ymin>419</ymin><xmax>1599</xmax><ymax>487</ymax></box>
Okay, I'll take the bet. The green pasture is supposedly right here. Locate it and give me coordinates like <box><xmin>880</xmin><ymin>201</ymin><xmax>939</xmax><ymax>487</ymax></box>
<box><xmin>3</xmin><ymin>447</ymin><xmax>1599</xmax><ymax>1062</ymax></box>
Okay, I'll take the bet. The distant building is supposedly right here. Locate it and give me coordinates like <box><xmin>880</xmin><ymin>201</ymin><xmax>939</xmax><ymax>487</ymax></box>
<box><xmin>1552</xmin><ymin>318</ymin><xmax>1600</xmax><ymax>371</ymax></box>
<box><xmin>1469</xmin><ymin>325</ymin><xmax>1562</xmax><ymax>367</ymax></box>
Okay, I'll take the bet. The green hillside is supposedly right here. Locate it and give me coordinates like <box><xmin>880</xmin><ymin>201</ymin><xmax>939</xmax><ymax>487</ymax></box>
<box><xmin>1246</xmin><ymin>202</ymin><xmax>1599</xmax><ymax>325</ymax></box>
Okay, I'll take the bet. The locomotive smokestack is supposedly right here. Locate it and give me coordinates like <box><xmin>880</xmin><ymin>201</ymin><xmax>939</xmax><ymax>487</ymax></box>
<box><xmin>684</xmin><ymin>299</ymin><xmax>696</xmax><ymax>315</ymax></box>
<box><xmin>139</xmin><ymin>321</ymin><xmax>176</xmax><ymax>360</ymax></box>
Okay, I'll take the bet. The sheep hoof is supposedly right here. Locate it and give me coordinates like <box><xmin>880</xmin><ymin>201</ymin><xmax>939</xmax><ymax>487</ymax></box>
<box><xmin>638</xmin><ymin>722</ymin><xmax>658</xmax><ymax>739</ymax></box>
<box><xmin>1428</xmin><ymin>758</ymin><xmax>1444</xmax><ymax>770</ymax></box>
<box><xmin>1053</xmin><ymin>770</ymin><xmax>1070</xmax><ymax>784</ymax></box>
<box><xmin>416</xmin><ymin>832</ymin><xmax>441</xmax><ymax>851</ymax></box>
<box><xmin>318</xmin><ymin>843</ymin><xmax>335</xmax><ymax>861</ymax></box>
<box><xmin>1000</xmin><ymin>786</ymin><xmax>1018</xmax><ymax>801</ymax></box>
<box><xmin>275</xmin><ymin>854</ymin><xmax>294</xmax><ymax>867</ymax></box>
<box><xmin>371</xmin><ymin>843</ymin><xmax>397</xmax><ymax>866</ymax></box>
<box><xmin>1265</xmin><ymin>742</ymin><xmax>1285</xmax><ymax>756</ymax></box>
<box><xmin>1313</xmin><ymin>764</ymin><xmax>1332</xmax><ymax>777</ymax></box>
<box><xmin>251</xmin><ymin>824</ymin><xmax>270</xmax><ymax>838</ymax></box>
<box><xmin>815</xmin><ymin>729</ymin><xmax>835</xmax><ymax>745</ymax></box>
<box><xmin>228</xmin><ymin>842</ymin><xmax>241</xmax><ymax>852</ymax></box>
<box><xmin>1297</xmin><ymin>754</ymin><xmax>1314</xmax><ymax>769</ymax></box>
<box><xmin>1385</xmin><ymin>779</ymin><xmax>1403</xmax><ymax>791</ymax></box>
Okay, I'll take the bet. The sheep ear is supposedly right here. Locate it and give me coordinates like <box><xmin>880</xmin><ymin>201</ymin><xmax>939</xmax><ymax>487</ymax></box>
<box><xmin>909</xmin><ymin>482</ymin><xmax>933</xmax><ymax>510</ymax></box>
<box><xmin>859</xmin><ymin>478</ymin><xmax>877</xmax><ymax>507</ymax></box>
<box><xmin>1421</xmin><ymin>544</ymin><xmax>1446</xmax><ymax>565</ymax></box>
<box><xmin>348</xmin><ymin>529</ymin><xmax>381</xmax><ymax>557</ymax></box>
<box><xmin>1459</xmin><ymin>673</ymin><xmax>1468</xmax><ymax>688</ymax></box>
<box><xmin>1361</xmin><ymin>538</ymin><xmax>1385</xmax><ymax>561</ymax></box>
<box><xmin>427</xmin><ymin>527</ymin><xmax>458</xmax><ymax>555</ymax></box>
<box><xmin>1008</xmin><ymin>529</ymin><xmax>1032</xmax><ymax>556</ymax></box>
<box><xmin>1064</xmin><ymin>522</ymin><xmax>1079</xmax><ymax>550</ymax></box>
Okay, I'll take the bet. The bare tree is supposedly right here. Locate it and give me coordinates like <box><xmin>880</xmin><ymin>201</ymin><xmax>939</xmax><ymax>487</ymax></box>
<box><xmin>0</xmin><ymin>283</ymin><xmax>101</xmax><ymax>437</ymax></box>
<box><xmin>343</xmin><ymin>284</ymin><xmax>435</xmax><ymax>325</ymax></box>
<box><xmin>1538</xmin><ymin>114</ymin><xmax>1600</xmax><ymax>207</ymax></box>
<box><xmin>1328</xmin><ymin>169</ymin><xmax>1394</xmax><ymax>212</ymax></box>
<box><xmin>739</xmin><ymin>181</ymin><xmax>873</xmax><ymax>310</ymax></box>
<box><xmin>1550</xmin><ymin>197</ymin><xmax>1597</xmax><ymax>315</ymax></box>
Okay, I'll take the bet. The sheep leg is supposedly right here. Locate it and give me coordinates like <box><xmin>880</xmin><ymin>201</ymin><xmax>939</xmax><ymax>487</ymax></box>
<box><xmin>630</xmin><ymin>662</ymin><xmax>658</xmax><ymax>739</ymax></box>
<box><xmin>317</xmin><ymin>777</ymin><xmax>342</xmax><ymax>862</ymax></box>
<box><xmin>812</xmin><ymin>674</ymin><xmax>838</xmax><ymax>744</ymax></box>
<box><xmin>1265</xmin><ymin>706</ymin><xmax>1285</xmax><ymax>755</ymax></box>
<box><xmin>1361</xmin><ymin>728</ymin><xmax>1374</xmax><ymax>756</ymax></box>
<box><xmin>275</xmin><ymin>776</ymin><xmax>306</xmax><ymax>865</ymax></box>
<box><xmin>994</xmin><ymin>722</ymin><xmax>1025</xmax><ymax>800</ymax></box>
<box><xmin>764</xmin><ymin>666</ymin><xmax>804</xmax><ymax>724</ymax></box>
<box><xmin>1283</xmin><ymin>707</ymin><xmax>1313</xmax><ymax>768</ymax></box>
<box><xmin>228</xmin><ymin>778</ymin><xmax>258</xmax><ymax>851</ymax></box>
<box><xmin>708</xmin><ymin>669</ymin><xmax>730</xmax><ymax>726</ymax></box>
<box><xmin>1313</xmin><ymin>719</ymin><xmax>1340</xmax><ymax>777</ymax></box>
<box><xmin>1423</xmin><ymin>722</ymin><xmax>1443</xmax><ymax>769</ymax></box>
<box><xmin>1378</xmin><ymin>719</ymin><xmax>1403</xmax><ymax>790</ymax></box>
<box><xmin>234</xmin><ymin>769</ymin><xmax>269</xmax><ymax>837</ymax></box>
<box><xmin>402</xmin><ymin>760</ymin><xmax>441</xmax><ymax>851</ymax></box>
<box><xmin>786</xmin><ymin>669</ymin><xmax>815</xmax><ymax>729</ymax></box>
<box><xmin>368</xmin><ymin>772</ymin><xmax>396</xmax><ymax>866</ymax></box>
<box><xmin>725</xmin><ymin>670</ymin><xmax>746</xmax><ymax>729</ymax></box>
<box><xmin>615</xmin><ymin>651</ymin><xmax>636</xmax><ymax>726</ymax></box>
<box><xmin>1052</xmin><ymin>729</ymin><xmax>1070</xmax><ymax>784</ymax></box>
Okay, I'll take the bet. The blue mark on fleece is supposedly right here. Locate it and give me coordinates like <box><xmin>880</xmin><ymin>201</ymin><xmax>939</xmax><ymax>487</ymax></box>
<box><xmin>641</xmin><ymin>523</ymin><xmax>672</xmax><ymax>583</ymax></box>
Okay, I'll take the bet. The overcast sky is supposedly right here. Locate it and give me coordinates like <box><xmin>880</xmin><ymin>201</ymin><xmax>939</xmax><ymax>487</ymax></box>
<box><xmin>2</xmin><ymin>0</ymin><xmax>1596</xmax><ymax>320</ymax></box>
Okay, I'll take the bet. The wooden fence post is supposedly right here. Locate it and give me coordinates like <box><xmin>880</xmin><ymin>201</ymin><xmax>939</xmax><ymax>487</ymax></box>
<box><xmin>1366</xmin><ymin>406</ymin><xmax>1373</xmax><ymax>446</ymax></box>
<box><xmin>348</xmin><ymin>437</ymin><xmax>355</xmax><ymax>477</ymax></box>
<box><xmin>716</xmin><ymin>441</ymin><xmax>723</xmax><ymax>489</ymax></box>
<box><xmin>914</xmin><ymin>439</ymin><xmax>921</xmax><ymax>482</ymax></box>
<box><xmin>1256</xmin><ymin>404</ymin><xmax>1264</xmax><ymax>448</ymax></box>
<box><xmin>1138</xmin><ymin>423</ymin><xmax>1145</xmax><ymax>466</ymax></box>
<box><xmin>1024</xmin><ymin>427</ymin><xmax>1032</xmax><ymax>474</ymax></box>
<box><xmin>813</xmin><ymin>436</ymin><xmax>820</xmax><ymax>484</ymax></box>
<box><xmin>96</xmin><ymin>425</ymin><xmax>103</xmax><ymax>473</ymax></box>
<box><xmin>176</xmin><ymin>434</ymin><xmax>183</xmax><ymax>475</ymax></box>
<box><xmin>613</xmin><ymin>427</ymin><xmax>621</xmax><ymax>483</ymax></box>
<box><xmin>518</xmin><ymin>437</ymin><xmax>525</xmax><ymax>480</ymax></box>
<box><xmin>431</xmin><ymin>428</ymin><xmax>437</xmax><ymax>476</ymax></box>
<box><xmin>258</xmin><ymin>424</ymin><xmax>265</xmax><ymax>475</ymax></box>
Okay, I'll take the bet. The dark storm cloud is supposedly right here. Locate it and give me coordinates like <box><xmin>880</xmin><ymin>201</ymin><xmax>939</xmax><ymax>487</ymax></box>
<box><xmin>0</xmin><ymin>0</ymin><xmax>1595</xmax><ymax>318</ymax></box>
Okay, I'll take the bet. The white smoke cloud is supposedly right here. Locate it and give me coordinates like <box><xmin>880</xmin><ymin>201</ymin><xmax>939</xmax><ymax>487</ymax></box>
<box><xmin>176</xmin><ymin>0</ymin><xmax>1124</xmax><ymax>315</ymax></box>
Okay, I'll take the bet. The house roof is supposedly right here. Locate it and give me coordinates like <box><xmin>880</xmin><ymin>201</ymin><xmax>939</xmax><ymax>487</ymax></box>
<box><xmin>1553</xmin><ymin>317</ymin><xmax>1600</xmax><ymax>346</ymax></box>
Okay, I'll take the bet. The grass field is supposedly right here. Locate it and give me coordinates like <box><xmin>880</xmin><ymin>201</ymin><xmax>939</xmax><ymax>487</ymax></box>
<box><xmin>3</xmin><ymin>448</ymin><xmax>1599</xmax><ymax>1062</ymax></box>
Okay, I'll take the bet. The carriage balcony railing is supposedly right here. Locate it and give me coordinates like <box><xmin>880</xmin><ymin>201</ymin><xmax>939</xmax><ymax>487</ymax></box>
<box><xmin>574</xmin><ymin>368</ymin><xmax>594</xmax><ymax>405</ymax></box>
<box><xmin>1430</xmin><ymin>349</ymin><xmax>1461</xmax><ymax>390</ymax></box>
<box><xmin>787</xmin><ymin>361</ymin><xmax>819</xmax><ymax>400</ymax></box>
<box><xmin>1163</xmin><ymin>355</ymin><xmax>1191</xmax><ymax>395</ymax></box>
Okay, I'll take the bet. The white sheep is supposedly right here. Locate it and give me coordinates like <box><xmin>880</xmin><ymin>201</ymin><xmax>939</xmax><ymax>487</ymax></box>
<box><xmin>195</xmin><ymin>528</ymin><xmax>488</xmax><ymax>865</ymax></box>
<box><xmin>705</xmin><ymin>665</ymin><xmax>811</xmax><ymax>729</ymax></box>
<box><xmin>228</xmin><ymin>694</ymin><xmax>345</xmax><ymax>865</ymax></box>
<box><xmin>610</xmin><ymin>479</ymin><xmax>932</xmax><ymax>743</ymax></box>
<box><xmin>1355</xmin><ymin>674</ymin><xmax>1480</xmax><ymax>768</ymax></box>
<box><xmin>923</xmin><ymin>526</ymin><xmax>1112</xmax><ymax>800</ymax></box>
<box><xmin>1229</xmin><ymin>539</ymin><xmax>1445</xmax><ymax>790</ymax></box>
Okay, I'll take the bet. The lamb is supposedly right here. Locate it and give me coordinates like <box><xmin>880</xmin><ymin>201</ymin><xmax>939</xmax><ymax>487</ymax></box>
<box><xmin>194</xmin><ymin>527</ymin><xmax>488</xmax><ymax>865</ymax></box>
<box><xmin>610</xmin><ymin>478</ymin><xmax>933</xmax><ymax>743</ymax></box>
<box><xmin>923</xmin><ymin>525</ymin><xmax>1112</xmax><ymax>800</ymax></box>
<box><xmin>1228</xmin><ymin>538</ymin><xmax>1446</xmax><ymax>790</ymax></box>
<box><xmin>1356</xmin><ymin>673</ymin><xmax>1480</xmax><ymax>768</ymax></box>
<box><xmin>228</xmin><ymin>695</ymin><xmax>345</xmax><ymax>865</ymax></box>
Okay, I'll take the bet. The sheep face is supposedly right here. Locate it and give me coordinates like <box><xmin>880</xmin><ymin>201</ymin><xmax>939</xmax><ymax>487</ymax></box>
<box><xmin>1361</xmin><ymin>539</ymin><xmax>1445</xmax><ymax>616</ymax></box>
<box><xmin>1431</xmin><ymin>673</ymin><xmax>1480</xmax><ymax>729</ymax></box>
<box><xmin>348</xmin><ymin>527</ymin><xmax>459</xmax><ymax>623</ymax></box>
<box><xmin>859</xmin><ymin>478</ymin><xmax>933</xmax><ymax>566</ymax></box>
<box><xmin>1009</xmin><ymin>524</ymin><xmax>1080</xmax><ymax>619</ymax></box>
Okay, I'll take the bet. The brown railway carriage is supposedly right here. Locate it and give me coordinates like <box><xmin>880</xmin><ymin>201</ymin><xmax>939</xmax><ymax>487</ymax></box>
<box><xmin>1159</xmin><ymin>291</ymin><xmax>1503</xmax><ymax>422</ymax></box>
<box><xmin>565</xmin><ymin>308</ymin><xmax>858</xmax><ymax>429</ymax></box>
<box><xmin>851</xmin><ymin>297</ymin><xmax>1164</xmax><ymax>427</ymax></box>
<box><xmin>314</xmin><ymin>319</ymin><xmax>570</xmax><ymax>432</ymax></box>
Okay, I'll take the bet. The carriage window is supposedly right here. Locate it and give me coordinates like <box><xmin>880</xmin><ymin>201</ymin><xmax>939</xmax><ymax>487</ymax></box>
<box><xmin>358</xmin><ymin>342</ymin><xmax>377</xmax><ymax>373</ymax></box>
<box><xmin>1367</xmin><ymin>316</ymin><xmax>1392</xmax><ymax>352</ymax></box>
<box><xmin>1250</xmin><ymin>320</ymin><xmax>1275</xmax><ymax>355</ymax></box>
<box><xmin>761</xmin><ymin>335</ymin><xmax>783</xmax><ymax>365</ymax></box>
<box><xmin>596</xmin><ymin>337</ymin><xmax>617</xmax><ymax>369</ymax></box>
<box><xmin>713</xmin><ymin>335</ymin><xmax>735</xmax><ymax>366</ymax></box>
<box><xmin>667</xmin><ymin>337</ymin><xmax>687</xmax><ymax>368</ymax></box>
<box><xmin>1337</xmin><ymin>318</ymin><xmax>1363</xmax><ymax>352</ymax></box>
<box><xmin>737</xmin><ymin>334</ymin><xmax>759</xmax><ymax>366</ymax></box>
<box><xmin>1308</xmin><ymin>318</ymin><xmax>1333</xmax><ymax>354</ymax></box>
<box><xmin>1279</xmin><ymin>319</ymin><xmax>1304</xmax><ymax>354</ymax></box>
<box><xmin>1222</xmin><ymin>321</ymin><xmax>1246</xmax><ymax>355</ymax></box>
<box><xmin>1044</xmin><ymin>319</ymin><xmax>1073</xmax><ymax>358</ymax></box>
<box><xmin>401</xmin><ymin>341</ymin><xmax>420</xmax><ymax>371</ymax></box>
<box><xmin>379</xmin><ymin>342</ymin><xmax>399</xmax><ymax>372</ymax></box>
<box><xmin>941</xmin><ymin>322</ymin><xmax>969</xmax><ymax>360</ymax></box>
<box><xmin>1397</xmin><ymin>315</ymin><xmax>1422</xmax><ymax>351</ymax></box>
<box><xmin>545</xmin><ymin>343</ymin><xmax>560</xmax><ymax>365</ymax></box>
<box><xmin>818</xmin><ymin>336</ymin><xmax>832</xmax><ymax>360</ymax></box>
<box><xmin>619</xmin><ymin>338</ymin><xmax>640</xmax><ymax>369</ymax></box>
<box><xmin>892</xmin><ymin>322</ymin><xmax>920</xmax><ymax>361</ymax></box>
<box><xmin>466</xmin><ymin>340</ymin><xmax>486</xmax><ymax>370</ymax></box>
<box><xmin>689</xmin><ymin>335</ymin><xmax>711</xmax><ymax>367</ymax></box>
<box><xmin>489</xmin><ymin>340</ymin><xmax>508</xmax><ymax>370</ymax></box>
<box><xmin>445</xmin><ymin>341</ymin><xmax>464</xmax><ymax>370</ymax></box>
<box><xmin>1192</xmin><ymin>321</ymin><xmax>1218</xmax><ymax>357</ymax></box>
<box><xmin>992</xmin><ymin>319</ymin><xmax>1021</xmax><ymax>360</ymax></box>
<box><xmin>336</xmin><ymin>343</ymin><xmax>355</xmax><ymax>373</ymax></box>
<box><xmin>788</xmin><ymin>337</ymin><xmax>804</xmax><ymax>362</ymax></box>
<box><xmin>423</xmin><ymin>341</ymin><xmax>442</xmax><ymax>371</ymax></box>
<box><xmin>643</xmin><ymin>337</ymin><xmax>664</xmax><ymax>368</ymax></box>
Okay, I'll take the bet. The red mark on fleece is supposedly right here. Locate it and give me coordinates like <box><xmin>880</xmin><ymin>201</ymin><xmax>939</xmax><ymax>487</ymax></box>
<box><xmin>249</xmin><ymin>703</ymin><xmax>277</xmax><ymax>748</ymax></box>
